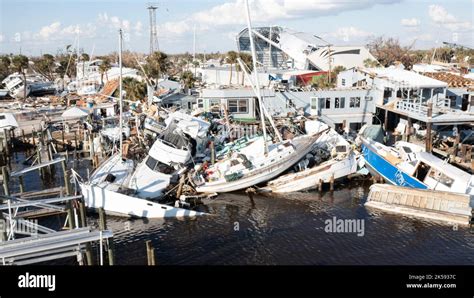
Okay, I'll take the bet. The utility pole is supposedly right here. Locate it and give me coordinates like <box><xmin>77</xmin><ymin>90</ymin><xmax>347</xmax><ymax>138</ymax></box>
<box><xmin>147</xmin><ymin>4</ymin><xmax>159</xmax><ymax>55</ymax></box>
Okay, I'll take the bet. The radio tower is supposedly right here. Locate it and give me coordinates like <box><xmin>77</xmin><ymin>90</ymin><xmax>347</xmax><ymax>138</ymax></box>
<box><xmin>147</xmin><ymin>4</ymin><xmax>159</xmax><ymax>54</ymax></box>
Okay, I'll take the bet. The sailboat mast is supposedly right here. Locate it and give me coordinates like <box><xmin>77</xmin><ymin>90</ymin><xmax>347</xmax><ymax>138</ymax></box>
<box><xmin>244</xmin><ymin>0</ymin><xmax>268</xmax><ymax>153</ymax></box>
<box><xmin>118</xmin><ymin>29</ymin><xmax>123</xmax><ymax>158</ymax></box>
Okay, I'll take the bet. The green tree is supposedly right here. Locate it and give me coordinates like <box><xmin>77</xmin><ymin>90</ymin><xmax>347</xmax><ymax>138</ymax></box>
<box><xmin>144</xmin><ymin>51</ymin><xmax>170</xmax><ymax>84</ymax></box>
<box><xmin>98</xmin><ymin>57</ymin><xmax>112</xmax><ymax>85</ymax></box>
<box><xmin>180</xmin><ymin>70</ymin><xmax>196</xmax><ymax>93</ymax></box>
<box><xmin>34</xmin><ymin>54</ymin><xmax>56</xmax><ymax>81</ymax></box>
<box><xmin>225</xmin><ymin>51</ymin><xmax>238</xmax><ymax>85</ymax></box>
<box><xmin>120</xmin><ymin>77</ymin><xmax>146</xmax><ymax>102</ymax></box>
<box><xmin>0</xmin><ymin>55</ymin><xmax>11</xmax><ymax>82</ymax></box>
<box><xmin>11</xmin><ymin>55</ymin><xmax>29</xmax><ymax>99</ymax></box>
<box><xmin>236</xmin><ymin>52</ymin><xmax>253</xmax><ymax>85</ymax></box>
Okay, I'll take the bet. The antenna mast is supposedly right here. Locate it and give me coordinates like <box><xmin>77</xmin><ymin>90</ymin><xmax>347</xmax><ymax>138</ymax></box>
<box><xmin>147</xmin><ymin>3</ymin><xmax>159</xmax><ymax>54</ymax></box>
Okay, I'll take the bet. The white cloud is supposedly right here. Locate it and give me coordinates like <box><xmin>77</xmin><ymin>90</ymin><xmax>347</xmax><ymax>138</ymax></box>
<box><xmin>0</xmin><ymin>34</ymin><xmax>4</xmax><ymax>43</ymax></box>
<box><xmin>331</xmin><ymin>26</ymin><xmax>373</xmax><ymax>41</ymax></box>
<box><xmin>98</xmin><ymin>12</ymin><xmax>141</xmax><ymax>36</ymax></box>
<box><xmin>38</xmin><ymin>22</ymin><xmax>61</xmax><ymax>40</ymax></box>
<box><xmin>33</xmin><ymin>22</ymin><xmax>96</xmax><ymax>42</ymax></box>
<box><xmin>428</xmin><ymin>5</ymin><xmax>472</xmax><ymax>31</ymax></box>
<box><xmin>401</xmin><ymin>18</ymin><xmax>420</xmax><ymax>27</ymax></box>
<box><xmin>159</xmin><ymin>0</ymin><xmax>400</xmax><ymax>37</ymax></box>
<box><xmin>134</xmin><ymin>21</ymin><xmax>143</xmax><ymax>36</ymax></box>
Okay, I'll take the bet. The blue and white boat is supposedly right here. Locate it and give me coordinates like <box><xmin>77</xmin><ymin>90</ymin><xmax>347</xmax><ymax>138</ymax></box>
<box><xmin>360</xmin><ymin>137</ymin><xmax>474</xmax><ymax>197</ymax></box>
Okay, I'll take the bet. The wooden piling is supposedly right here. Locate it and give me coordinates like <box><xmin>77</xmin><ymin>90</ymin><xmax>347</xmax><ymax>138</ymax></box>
<box><xmin>318</xmin><ymin>178</ymin><xmax>323</xmax><ymax>192</ymax></box>
<box><xmin>146</xmin><ymin>240</ymin><xmax>156</xmax><ymax>266</ymax></box>
<box><xmin>330</xmin><ymin>174</ymin><xmax>335</xmax><ymax>191</ymax></box>
<box><xmin>18</xmin><ymin>175</ymin><xmax>25</xmax><ymax>193</ymax></box>
<box><xmin>0</xmin><ymin>210</ymin><xmax>6</xmax><ymax>242</ymax></box>
<box><xmin>107</xmin><ymin>238</ymin><xmax>115</xmax><ymax>266</ymax></box>
<box><xmin>61</xmin><ymin>129</ymin><xmax>65</xmax><ymax>151</ymax></box>
<box><xmin>32</xmin><ymin>128</ymin><xmax>36</xmax><ymax>147</ymax></box>
<box><xmin>2</xmin><ymin>166</ymin><xmax>10</xmax><ymax>197</ymax></box>
<box><xmin>3</xmin><ymin>129</ymin><xmax>10</xmax><ymax>159</ymax></box>
<box><xmin>99</xmin><ymin>207</ymin><xmax>107</xmax><ymax>230</ymax></box>
<box><xmin>425</xmin><ymin>102</ymin><xmax>433</xmax><ymax>152</ymax></box>
<box><xmin>21</xmin><ymin>129</ymin><xmax>26</xmax><ymax>144</ymax></box>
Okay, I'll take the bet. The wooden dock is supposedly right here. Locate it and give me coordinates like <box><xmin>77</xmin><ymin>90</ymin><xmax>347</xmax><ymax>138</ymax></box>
<box><xmin>366</xmin><ymin>184</ymin><xmax>473</xmax><ymax>225</ymax></box>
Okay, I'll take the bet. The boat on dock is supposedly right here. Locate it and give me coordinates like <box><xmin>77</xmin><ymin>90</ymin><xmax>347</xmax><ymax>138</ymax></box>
<box><xmin>360</xmin><ymin>137</ymin><xmax>474</xmax><ymax>198</ymax></box>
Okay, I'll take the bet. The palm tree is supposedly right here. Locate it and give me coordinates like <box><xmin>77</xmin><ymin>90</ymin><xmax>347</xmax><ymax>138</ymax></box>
<box><xmin>225</xmin><ymin>51</ymin><xmax>238</xmax><ymax>86</ymax></box>
<box><xmin>145</xmin><ymin>51</ymin><xmax>170</xmax><ymax>85</ymax></box>
<box><xmin>98</xmin><ymin>58</ymin><xmax>111</xmax><ymax>85</ymax></box>
<box><xmin>180</xmin><ymin>70</ymin><xmax>195</xmax><ymax>94</ymax></box>
<box><xmin>122</xmin><ymin>77</ymin><xmax>146</xmax><ymax>102</ymax></box>
<box><xmin>11</xmin><ymin>55</ymin><xmax>29</xmax><ymax>100</ymax></box>
<box><xmin>238</xmin><ymin>52</ymin><xmax>253</xmax><ymax>85</ymax></box>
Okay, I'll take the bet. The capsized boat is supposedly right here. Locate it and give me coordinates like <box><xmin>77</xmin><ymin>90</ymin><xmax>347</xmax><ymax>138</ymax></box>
<box><xmin>193</xmin><ymin>130</ymin><xmax>324</xmax><ymax>193</ymax></box>
<box><xmin>262</xmin><ymin>121</ymin><xmax>360</xmax><ymax>193</ymax></box>
<box><xmin>360</xmin><ymin>137</ymin><xmax>474</xmax><ymax>198</ymax></box>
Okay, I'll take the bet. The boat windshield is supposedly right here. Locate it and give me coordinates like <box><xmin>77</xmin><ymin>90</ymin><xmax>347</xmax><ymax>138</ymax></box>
<box><xmin>145</xmin><ymin>156</ymin><xmax>175</xmax><ymax>174</ymax></box>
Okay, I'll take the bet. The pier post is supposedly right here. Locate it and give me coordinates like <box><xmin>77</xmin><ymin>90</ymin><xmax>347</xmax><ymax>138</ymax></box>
<box><xmin>61</xmin><ymin>128</ymin><xmax>65</xmax><ymax>151</ymax></box>
<box><xmin>2</xmin><ymin>166</ymin><xmax>10</xmax><ymax>197</ymax></box>
<box><xmin>425</xmin><ymin>102</ymin><xmax>433</xmax><ymax>153</ymax></box>
<box><xmin>21</xmin><ymin>129</ymin><xmax>26</xmax><ymax>144</ymax></box>
<box><xmin>3</xmin><ymin>129</ymin><xmax>10</xmax><ymax>161</ymax></box>
<box><xmin>146</xmin><ymin>240</ymin><xmax>156</xmax><ymax>265</ymax></box>
<box><xmin>36</xmin><ymin>144</ymin><xmax>43</xmax><ymax>178</ymax></box>
<box><xmin>406</xmin><ymin>118</ymin><xmax>412</xmax><ymax>142</ymax></box>
<box><xmin>99</xmin><ymin>207</ymin><xmax>107</xmax><ymax>230</ymax></box>
<box><xmin>18</xmin><ymin>175</ymin><xmax>25</xmax><ymax>193</ymax></box>
<box><xmin>210</xmin><ymin>141</ymin><xmax>215</xmax><ymax>165</ymax></box>
<box><xmin>107</xmin><ymin>238</ymin><xmax>115</xmax><ymax>266</ymax></box>
<box><xmin>330</xmin><ymin>174</ymin><xmax>334</xmax><ymax>191</ymax></box>
<box><xmin>80</xmin><ymin>198</ymin><xmax>94</xmax><ymax>265</ymax></box>
<box><xmin>318</xmin><ymin>178</ymin><xmax>323</xmax><ymax>192</ymax></box>
<box><xmin>32</xmin><ymin>127</ymin><xmax>36</xmax><ymax>145</ymax></box>
<box><xmin>0</xmin><ymin>209</ymin><xmax>6</xmax><ymax>242</ymax></box>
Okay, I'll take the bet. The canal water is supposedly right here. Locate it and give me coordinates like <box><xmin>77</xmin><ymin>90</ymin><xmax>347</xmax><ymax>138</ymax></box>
<box><xmin>5</xmin><ymin>152</ymin><xmax>474</xmax><ymax>265</ymax></box>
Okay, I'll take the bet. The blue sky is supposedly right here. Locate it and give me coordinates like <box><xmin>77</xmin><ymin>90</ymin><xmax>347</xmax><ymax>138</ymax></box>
<box><xmin>0</xmin><ymin>0</ymin><xmax>472</xmax><ymax>56</ymax></box>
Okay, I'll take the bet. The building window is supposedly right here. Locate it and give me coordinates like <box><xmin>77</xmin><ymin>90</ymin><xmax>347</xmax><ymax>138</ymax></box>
<box><xmin>197</xmin><ymin>98</ymin><xmax>204</xmax><ymax>108</ymax></box>
<box><xmin>228</xmin><ymin>99</ymin><xmax>248</xmax><ymax>114</ymax></box>
<box><xmin>311</xmin><ymin>98</ymin><xmax>318</xmax><ymax>110</ymax></box>
<box><xmin>449</xmin><ymin>96</ymin><xmax>457</xmax><ymax>108</ymax></box>
<box><xmin>341</xmin><ymin>79</ymin><xmax>346</xmax><ymax>86</ymax></box>
<box><xmin>335</xmin><ymin>97</ymin><xmax>345</xmax><ymax>109</ymax></box>
<box><xmin>350</xmin><ymin>97</ymin><xmax>361</xmax><ymax>108</ymax></box>
<box><xmin>325</xmin><ymin>98</ymin><xmax>331</xmax><ymax>109</ymax></box>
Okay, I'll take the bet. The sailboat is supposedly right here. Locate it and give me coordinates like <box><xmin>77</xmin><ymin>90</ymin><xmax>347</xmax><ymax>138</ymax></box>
<box><xmin>262</xmin><ymin>121</ymin><xmax>360</xmax><ymax>193</ymax></box>
<box><xmin>193</xmin><ymin>0</ymin><xmax>323</xmax><ymax>193</ymax></box>
<box><xmin>77</xmin><ymin>29</ymin><xmax>205</xmax><ymax>218</ymax></box>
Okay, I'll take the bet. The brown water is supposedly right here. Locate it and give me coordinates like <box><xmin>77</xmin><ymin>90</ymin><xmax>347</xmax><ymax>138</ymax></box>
<box><xmin>5</xmin><ymin>152</ymin><xmax>474</xmax><ymax>265</ymax></box>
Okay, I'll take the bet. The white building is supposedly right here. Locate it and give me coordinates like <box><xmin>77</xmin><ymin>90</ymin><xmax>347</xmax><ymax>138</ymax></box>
<box><xmin>236</xmin><ymin>26</ymin><xmax>377</xmax><ymax>71</ymax></box>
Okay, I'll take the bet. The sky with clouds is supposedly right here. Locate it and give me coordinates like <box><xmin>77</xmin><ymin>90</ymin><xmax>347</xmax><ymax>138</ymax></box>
<box><xmin>0</xmin><ymin>0</ymin><xmax>472</xmax><ymax>56</ymax></box>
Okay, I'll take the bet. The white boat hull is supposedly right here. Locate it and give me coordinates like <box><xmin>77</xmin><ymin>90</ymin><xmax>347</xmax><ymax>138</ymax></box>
<box><xmin>264</xmin><ymin>154</ymin><xmax>358</xmax><ymax>193</ymax></box>
<box><xmin>196</xmin><ymin>134</ymin><xmax>321</xmax><ymax>193</ymax></box>
<box><xmin>79</xmin><ymin>182</ymin><xmax>205</xmax><ymax>218</ymax></box>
